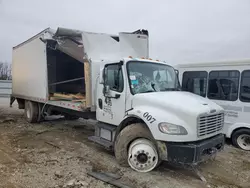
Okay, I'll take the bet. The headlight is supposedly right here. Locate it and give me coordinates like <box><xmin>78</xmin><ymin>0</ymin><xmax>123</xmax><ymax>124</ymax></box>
<box><xmin>158</xmin><ymin>122</ymin><xmax>188</xmax><ymax>135</ymax></box>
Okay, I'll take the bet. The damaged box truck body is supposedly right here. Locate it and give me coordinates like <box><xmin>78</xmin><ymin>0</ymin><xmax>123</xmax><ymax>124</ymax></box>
<box><xmin>12</xmin><ymin>27</ymin><xmax>149</xmax><ymax>112</ymax></box>
<box><xmin>11</xmin><ymin>27</ymin><xmax>225</xmax><ymax>172</ymax></box>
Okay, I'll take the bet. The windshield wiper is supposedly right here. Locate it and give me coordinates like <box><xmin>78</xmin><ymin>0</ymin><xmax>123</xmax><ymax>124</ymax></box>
<box><xmin>151</xmin><ymin>83</ymin><xmax>156</xmax><ymax>91</ymax></box>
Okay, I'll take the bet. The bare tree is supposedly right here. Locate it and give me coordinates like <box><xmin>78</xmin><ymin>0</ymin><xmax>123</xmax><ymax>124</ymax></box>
<box><xmin>0</xmin><ymin>62</ymin><xmax>12</xmax><ymax>80</ymax></box>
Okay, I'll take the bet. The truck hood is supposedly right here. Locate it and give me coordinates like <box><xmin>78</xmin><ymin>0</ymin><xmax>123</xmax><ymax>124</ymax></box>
<box><xmin>130</xmin><ymin>91</ymin><xmax>224</xmax><ymax>142</ymax></box>
<box><xmin>131</xmin><ymin>91</ymin><xmax>224</xmax><ymax>127</ymax></box>
<box><xmin>132</xmin><ymin>91</ymin><xmax>222</xmax><ymax>115</ymax></box>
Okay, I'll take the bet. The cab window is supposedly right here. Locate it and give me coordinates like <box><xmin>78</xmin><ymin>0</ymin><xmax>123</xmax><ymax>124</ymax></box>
<box><xmin>104</xmin><ymin>64</ymin><xmax>124</xmax><ymax>92</ymax></box>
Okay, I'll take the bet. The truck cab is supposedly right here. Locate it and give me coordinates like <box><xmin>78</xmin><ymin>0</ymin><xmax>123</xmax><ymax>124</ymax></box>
<box><xmin>93</xmin><ymin>57</ymin><xmax>225</xmax><ymax>172</ymax></box>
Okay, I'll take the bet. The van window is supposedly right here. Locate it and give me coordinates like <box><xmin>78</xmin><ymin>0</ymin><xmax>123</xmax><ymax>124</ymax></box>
<box><xmin>208</xmin><ymin>70</ymin><xmax>240</xmax><ymax>101</ymax></box>
<box><xmin>182</xmin><ymin>71</ymin><xmax>208</xmax><ymax>97</ymax></box>
<box><xmin>240</xmin><ymin>70</ymin><xmax>250</xmax><ymax>102</ymax></box>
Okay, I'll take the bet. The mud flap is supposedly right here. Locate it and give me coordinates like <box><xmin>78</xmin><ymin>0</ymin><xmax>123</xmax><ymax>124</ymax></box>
<box><xmin>156</xmin><ymin>141</ymin><xmax>168</xmax><ymax>161</ymax></box>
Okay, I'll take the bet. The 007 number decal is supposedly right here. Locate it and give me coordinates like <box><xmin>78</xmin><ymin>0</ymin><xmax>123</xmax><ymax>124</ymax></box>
<box><xmin>143</xmin><ymin>112</ymin><xmax>156</xmax><ymax>123</ymax></box>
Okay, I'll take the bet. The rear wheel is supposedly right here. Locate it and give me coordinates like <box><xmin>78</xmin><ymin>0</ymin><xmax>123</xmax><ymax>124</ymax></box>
<box><xmin>114</xmin><ymin>123</ymin><xmax>160</xmax><ymax>172</ymax></box>
<box><xmin>232</xmin><ymin>128</ymin><xmax>250</xmax><ymax>151</ymax></box>
<box><xmin>24</xmin><ymin>101</ymin><xmax>39</xmax><ymax>123</ymax></box>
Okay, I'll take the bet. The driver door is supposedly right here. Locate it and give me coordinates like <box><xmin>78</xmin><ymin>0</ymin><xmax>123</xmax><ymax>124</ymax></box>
<box><xmin>96</xmin><ymin>63</ymin><xmax>126</xmax><ymax>125</ymax></box>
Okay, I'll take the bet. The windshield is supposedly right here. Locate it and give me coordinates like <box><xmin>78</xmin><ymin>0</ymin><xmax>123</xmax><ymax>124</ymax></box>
<box><xmin>127</xmin><ymin>61</ymin><xmax>180</xmax><ymax>94</ymax></box>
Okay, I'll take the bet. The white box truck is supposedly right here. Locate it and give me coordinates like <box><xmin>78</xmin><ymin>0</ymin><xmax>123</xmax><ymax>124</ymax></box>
<box><xmin>176</xmin><ymin>60</ymin><xmax>250</xmax><ymax>151</ymax></box>
<box><xmin>10</xmin><ymin>27</ymin><xmax>225</xmax><ymax>172</ymax></box>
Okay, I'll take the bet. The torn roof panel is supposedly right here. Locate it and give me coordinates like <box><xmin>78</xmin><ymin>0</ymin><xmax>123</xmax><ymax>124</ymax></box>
<box><xmin>54</xmin><ymin>27</ymin><xmax>82</xmax><ymax>38</ymax></box>
<box><xmin>13</xmin><ymin>27</ymin><xmax>149</xmax><ymax>61</ymax></box>
<box><xmin>13</xmin><ymin>28</ymin><xmax>54</xmax><ymax>49</ymax></box>
<box><xmin>81</xmin><ymin>31</ymin><xmax>120</xmax><ymax>61</ymax></box>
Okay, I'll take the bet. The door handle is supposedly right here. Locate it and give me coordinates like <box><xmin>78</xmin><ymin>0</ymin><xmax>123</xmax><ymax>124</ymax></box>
<box><xmin>111</xmin><ymin>94</ymin><xmax>121</xmax><ymax>99</ymax></box>
<box><xmin>98</xmin><ymin>99</ymin><xmax>103</xmax><ymax>109</ymax></box>
<box><xmin>114</xmin><ymin>94</ymin><xmax>120</xmax><ymax>99</ymax></box>
<box><xmin>105</xmin><ymin>94</ymin><xmax>120</xmax><ymax>99</ymax></box>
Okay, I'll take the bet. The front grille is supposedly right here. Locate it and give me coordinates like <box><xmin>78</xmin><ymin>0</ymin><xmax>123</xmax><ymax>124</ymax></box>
<box><xmin>198</xmin><ymin>113</ymin><xmax>224</xmax><ymax>137</ymax></box>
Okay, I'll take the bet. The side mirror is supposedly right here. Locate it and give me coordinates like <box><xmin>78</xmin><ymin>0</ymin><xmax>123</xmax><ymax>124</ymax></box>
<box><xmin>99</xmin><ymin>67</ymin><xmax>104</xmax><ymax>84</ymax></box>
<box><xmin>175</xmin><ymin>69</ymin><xmax>180</xmax><ymax>79</ymax></box>
<box><xmin>174</xmin><ymin>69</ymin><xmax>182</xmax><ymax>90</ymax></box>
<box><xmin>175</xmin><ymin>69</ymin><xmax>179</xmax><ymax>76</ymax></box>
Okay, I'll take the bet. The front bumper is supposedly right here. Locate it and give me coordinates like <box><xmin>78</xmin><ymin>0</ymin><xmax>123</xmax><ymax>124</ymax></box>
<box><xmin>164</xmin><ymin>134</ymin><xmax>225</xmax><ymax>164</ymax></box>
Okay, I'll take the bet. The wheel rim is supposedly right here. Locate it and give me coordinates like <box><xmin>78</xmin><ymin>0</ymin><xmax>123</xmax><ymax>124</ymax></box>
<box><xmin>237</xmin><ymin>134</ymin><xmax>250</xmax><ymax>151</ymax></box>
<box><xmin>128</xmin><ymin>138</ymin><xmax>159</xmax><ymax>172</ymax></box>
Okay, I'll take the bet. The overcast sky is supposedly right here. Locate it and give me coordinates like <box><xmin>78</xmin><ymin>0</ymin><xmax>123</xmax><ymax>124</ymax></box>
<box><xmin>0</xmin><ymin>0</ymin><xmax>250</xmax><ymax>65</ymax></box>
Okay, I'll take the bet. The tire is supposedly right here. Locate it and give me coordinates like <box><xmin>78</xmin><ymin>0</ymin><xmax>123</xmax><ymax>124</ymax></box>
<box><xmin>232</xmin><ymin>128</ymin><xmax>250</xmax><ymax>151</ymax></box>
<box><xmin>114</xmin><ymin>123</ymin><xmax>160</xmax><ymax>172</ymax></box>
<box><xmin>24</xmin><ymin>101</ymin><xmax>39</xmax><ymax>123</ymax></box>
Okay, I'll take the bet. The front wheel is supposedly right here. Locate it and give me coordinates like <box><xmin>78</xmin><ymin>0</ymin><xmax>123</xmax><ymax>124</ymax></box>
<box><xmin>114</xmin><ymin>123</ymin><xmax>160</xmax><ymax>172</ymax></box>
<box><xmin>128</xmin><ymin>138</ymin><xmax>159</xmax><ymax>172</ymax></box>
<box><xmin>232</xmin><ymin>128</ymin><xmax>250</xmax><ymax>151</ymax></box>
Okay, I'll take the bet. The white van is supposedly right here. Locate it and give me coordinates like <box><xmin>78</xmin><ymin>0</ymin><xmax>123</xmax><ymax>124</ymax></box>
<box><xmin>177</xmin><ymin>59</ymin><xmax>250</xmax><ymax>151</ymax></box>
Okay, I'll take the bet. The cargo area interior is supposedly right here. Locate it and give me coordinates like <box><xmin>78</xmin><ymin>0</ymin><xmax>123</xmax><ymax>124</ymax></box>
<box><xmin>46</xmin><ymin>46</ymin><xmax>86</xmax><ymax>103</ymax></box>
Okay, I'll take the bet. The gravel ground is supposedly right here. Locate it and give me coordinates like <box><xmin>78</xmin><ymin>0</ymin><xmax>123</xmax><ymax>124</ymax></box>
<box><xmin>0</xmin><ymin>98</ymin><xmax>250</xmax><ymax>188</ymax></box>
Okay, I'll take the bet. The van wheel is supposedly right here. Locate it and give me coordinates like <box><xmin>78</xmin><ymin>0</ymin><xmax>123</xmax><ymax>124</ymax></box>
<box><xmin>114</xmin><ymin>123</ymin><xmax>160</xmax><ymax>172</ymax></box>
<box><xmin>24</xmin><ymin>101</ymin><xmax>39</xmax><ymax>123</ymax></box>
<box><xmin>232</xmin><ymin>129</ymin><xmax>250</xmax><ymax>151</ymax></box>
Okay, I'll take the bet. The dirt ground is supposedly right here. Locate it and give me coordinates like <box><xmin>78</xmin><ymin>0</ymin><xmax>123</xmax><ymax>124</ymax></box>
<box><xmin>0</xmin><ymin>98</ymin><xmax>250</xmax><ymax>188</ymax></box>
